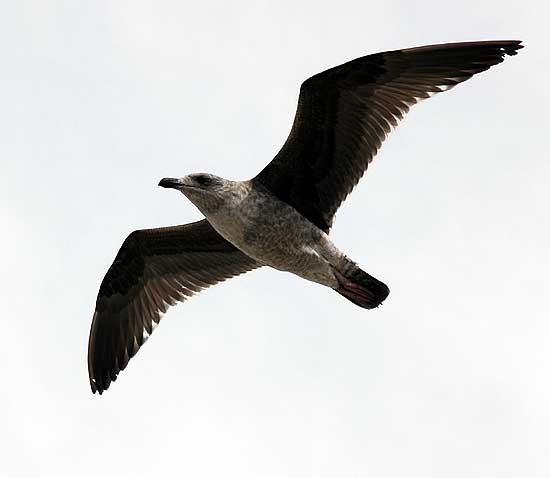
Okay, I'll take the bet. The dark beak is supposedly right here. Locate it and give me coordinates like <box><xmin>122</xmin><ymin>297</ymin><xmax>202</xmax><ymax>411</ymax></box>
<box><xmin>158</xmin><ymin>177</ymin><xmax>183</xmax><ymax>189</ymax></box>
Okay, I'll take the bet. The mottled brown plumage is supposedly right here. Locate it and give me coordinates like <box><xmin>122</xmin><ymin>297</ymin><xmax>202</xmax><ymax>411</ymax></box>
<box><xmin>88</xmin><ymin>40</ymin><xmax>522</xmax><ymax>394</ymax></box>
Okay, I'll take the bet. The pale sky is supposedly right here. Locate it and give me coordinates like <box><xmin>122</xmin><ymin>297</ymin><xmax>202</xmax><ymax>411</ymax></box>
<box><xmin>2</xmin><ymin>1</ymin><xmax>549</xmax><ymax>477</ymax></box>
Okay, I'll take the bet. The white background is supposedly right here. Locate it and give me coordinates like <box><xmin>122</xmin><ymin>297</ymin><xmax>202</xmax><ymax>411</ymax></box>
<box><xmin>2</xmin><ymin>1</ymin><xmax>548</xmax><ymax>476</ymax></box>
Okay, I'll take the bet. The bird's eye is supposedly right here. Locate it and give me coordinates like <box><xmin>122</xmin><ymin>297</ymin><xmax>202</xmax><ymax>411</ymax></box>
<box><xmin>194</xmin><ymin>175</ymin><xmax>211</xmax><ymax>186</ymax></box>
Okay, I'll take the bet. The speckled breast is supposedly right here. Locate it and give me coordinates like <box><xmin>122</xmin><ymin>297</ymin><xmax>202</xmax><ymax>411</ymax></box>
<box><xmin>206</xmin><ymin>185</ymin><xmax>324</xmax><ymax>271</ymax></box>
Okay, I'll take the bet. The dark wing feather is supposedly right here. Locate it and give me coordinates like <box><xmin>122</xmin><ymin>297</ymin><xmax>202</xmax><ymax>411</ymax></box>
<box><xmin>254</xmin><ymin>40</ymin><xmax>523</xmax><ymax>232</ymax></box>
<box><xmin>88</xmin><ymin>219</ymin><xmax>260</xmax><ymax>394</ymax></box>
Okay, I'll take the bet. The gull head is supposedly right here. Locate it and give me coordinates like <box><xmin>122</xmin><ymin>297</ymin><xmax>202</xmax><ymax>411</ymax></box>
<box><xmin>158</xmin><ymin>173</ymin><xmax>236</xmax><ymax>215</ymax></box>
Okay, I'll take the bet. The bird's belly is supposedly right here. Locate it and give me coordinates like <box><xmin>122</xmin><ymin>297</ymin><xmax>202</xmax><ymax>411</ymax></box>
<box><xmin>206</xmin><ymin>201</ymin><xmax>337</xmax><ymax>287</ymax></box>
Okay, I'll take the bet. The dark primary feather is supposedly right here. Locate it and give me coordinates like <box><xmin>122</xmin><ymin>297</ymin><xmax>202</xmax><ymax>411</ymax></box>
<box><xmin>254</xmin><ymin>40</ymin><xmax>523</xmax><ymax>232</ymax></box>
<box><xmin>88</xmin><ymin>220</ymin><xmax>260</xmax><ymax>394</ymax></box>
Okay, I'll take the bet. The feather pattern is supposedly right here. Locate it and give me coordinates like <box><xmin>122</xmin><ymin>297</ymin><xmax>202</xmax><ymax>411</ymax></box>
<box><xmin>254</xmin><ymin>41</ymin><xmax>523</xmax><ymax>231</ymax></box>
<box><xmin>88</xmin><ymin>219</ymin><xmax>260</xmax><ymax>394</ymax></box>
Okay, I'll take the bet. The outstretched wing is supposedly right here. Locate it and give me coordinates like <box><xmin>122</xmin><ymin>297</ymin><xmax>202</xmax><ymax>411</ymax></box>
<box><xmin>254</xmin><ymin>40</ymin><xmax>523</xmax><ymax>232</ymax></box>
<box><xmin>88</xmin><ymin>219</ymin><xmax>260</xmax><ymax>394</ymax></box>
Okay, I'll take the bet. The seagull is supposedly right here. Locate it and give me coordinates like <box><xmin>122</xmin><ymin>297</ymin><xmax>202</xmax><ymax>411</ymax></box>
<box><xmin>88</xmin><ymin>40</ymin><xmax>522</xmax><ymax>394</ymax></box>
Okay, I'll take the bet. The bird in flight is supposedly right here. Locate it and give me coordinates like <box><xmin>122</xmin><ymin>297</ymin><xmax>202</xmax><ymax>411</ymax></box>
<box><xmin>88</xmin><ymin>40</ymin><xmax>522</xmax><ymax>394</ymax></box>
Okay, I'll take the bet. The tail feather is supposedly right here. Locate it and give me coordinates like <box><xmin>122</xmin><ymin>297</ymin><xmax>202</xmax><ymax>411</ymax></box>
<box><xmin>333</xmin><ymin>263</ymin><xmax>389</xmax><ymax>309</ymax></box>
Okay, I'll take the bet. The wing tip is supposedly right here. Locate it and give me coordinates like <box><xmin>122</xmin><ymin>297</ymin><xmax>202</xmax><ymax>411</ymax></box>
<box><xmin>90</xmin><ymin>377</ymin><xmax>102</xmax><ymax>395</ymax></box>
<box><xmin>490</xmin><ymin>40</ymin><xmax>523</xmax><ymax>57</ymax></box>
<box><xmin>502</xmin><ymin>40</ymin><xmax>524</xmax><ymax>55</ymax></box>
<box><xmin>90</xmin><ymin>375</ymin><xmax>110</xmax><ymax>395</ymax></box>
<box><xmin>89</xmin><ymin>359</ymin><xmax>124</xmax><ymax>395</ymax></box>
<box><xmin>402</xmin><ymin>39</ymin><xmax>524</xmax><ymax>57</ymax></box>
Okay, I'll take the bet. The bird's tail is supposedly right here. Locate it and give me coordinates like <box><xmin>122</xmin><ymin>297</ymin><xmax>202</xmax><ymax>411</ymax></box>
<box><xmin>332</xmin><ymin>260</ymin><xmax>389</xmax><ymax>309</ymax></box>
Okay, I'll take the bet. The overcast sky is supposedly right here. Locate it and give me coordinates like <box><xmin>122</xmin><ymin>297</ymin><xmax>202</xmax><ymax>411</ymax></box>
<box><xmin>2</xmin><ymin>1</ymin><xmax>549</xmax><ymax>477</ymax></box>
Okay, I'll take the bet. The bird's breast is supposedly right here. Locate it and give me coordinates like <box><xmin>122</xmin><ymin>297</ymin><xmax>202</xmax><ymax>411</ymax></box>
<box><xmin>205</xmin><ymin>187</ymin><xmax>324</xmax><ymax>271</ymax></box>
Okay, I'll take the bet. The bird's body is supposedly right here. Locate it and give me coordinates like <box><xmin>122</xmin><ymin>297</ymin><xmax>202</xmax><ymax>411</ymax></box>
<box><xmin>198</xmin><ymin>179</ymin><xmax>340</xmax><ymax>287</ymax></box>
<box><xmin>88</xmin><ymin>40</ymin><xmax>523</xmax><ymax>394</ymax></box>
